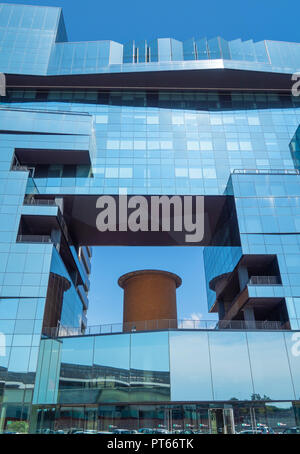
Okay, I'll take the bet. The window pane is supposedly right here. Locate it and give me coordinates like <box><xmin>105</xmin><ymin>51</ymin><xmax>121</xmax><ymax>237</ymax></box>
<box><xmin>209</xmin><ymin>331</ymin><xmax>254</xmax><ymax>400</ymax></box>
<box><xmin>247</xmin><ymin>332</ymin><xmax>295</xmax><ymax>400</ymax></box>
<box><xmin>169</xmin><ymin>332</ymin><xmax>213</xmax><ymax>401</ymax></box>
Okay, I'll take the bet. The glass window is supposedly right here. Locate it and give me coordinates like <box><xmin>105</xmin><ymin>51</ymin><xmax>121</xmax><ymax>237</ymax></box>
<box><xmin>209</xmin><ymin>332</ymin><xmax>254</xmax><ymax>400</ymax></box>
<box><xmin>284</xmin><ymin>332</ymin><xmax>300</xmax><ymax>399</ymax></box>
<box><xmin>94</xmin><ymin>333</ymin><xmax>130</xmax><ymax>370</ymax></box>
<box><xmin>17</xmin><ymin>299</ymin><xmax>37</xmax><ymax>320</ymax></box>
<box><xmin>92</xmin><ymin>334</ymin><xmax>130</xmax><ymax>401</ymax></box>
<box><xmin>96</xmin><ymin>115</ymin><xmax>108</xmax><ymax>124</ymax></box>
<box><xmin>8</xmin><ymin>347</ymin><xmax>31</xmax><ymax>373</ymax></box>
<box><xmin>246</xmin><ymin>332</ymin><xmax>295</xmax><ymax>401</ymax></box>
<box><xmin>61</xmin><ymin>336</ymin><xmax>94</xmax><ymax>366</ymax></box>
<box><xmin>189</xmin><ymin>168</ymin><xmax>202</xmax><ymax>179</ymax></box>
<box><xmin>130</xmin><ymin>332</ymin><xmax>170</xmax><ymax>402</ymax></box>
<box><xmin>169</xmin><ymin>332</ymin><xmax>213</xmax><ymax>401</ymax></box>
<box><xmin>14</xmin><ymin>319</ymin><xmax>34</xmax><ymax>334</ymax></box>
<box><xmin>0</xmin><ymin>299</ymin><xmax>18</xmax><ymax>319</ymax></box>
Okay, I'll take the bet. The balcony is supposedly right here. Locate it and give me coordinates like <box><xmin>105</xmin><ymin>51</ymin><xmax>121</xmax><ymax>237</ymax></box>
<box><xmin>233</xmin><ymin>169</ymin><xmax>300</xmax><ymax>175</ymax></box>
<box><xmin>248</xmin><ymin>275</ymin><xmax>281</xmax><ymax>285</ymax></box>
<box><xmin>23</xmin><ymin>197</ymin><xmax>57</xmax><ymax>207</ymax></box>
<box><xmin>17</xmin><ymin>234</ymin><xmax>52</xmax><ymax>244</ymax></box>
<box><xmin>18</xmin><ymin>204</ymin><xmax>87</xmax><ymax>290</ymax></box>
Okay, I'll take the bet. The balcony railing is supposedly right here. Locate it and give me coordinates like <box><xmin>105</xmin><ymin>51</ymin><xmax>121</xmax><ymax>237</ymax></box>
<box><xmin>11</xmin><ymin>165</ymin><xmax>31</xmax><ymax>172</ymax></box>
<box><xmin>42</xmin><ymin>318</ymin><xmax>291</xmax><ymax>338</ymax></box>
<box><xmin>233</xmin><ymin>169</ymin><xmax>300</xmax><ymax>175</ymax></box>
<box><xmin>16</xmin><ymin>234</ymin><xmax>52</xmax><ymax>244</ymax></box>
<box><xmin>23</xmin><ymin>197</ymin><xmax>57</xmax><ymax>206</ymax></box>
<box><xmin>248</xmin><ymin>275</ymin><xmax>281</xmax><ymax>285</ymax></box>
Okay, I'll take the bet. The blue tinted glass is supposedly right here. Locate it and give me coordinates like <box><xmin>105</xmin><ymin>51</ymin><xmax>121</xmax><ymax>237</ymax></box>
<box><xmin>170</xmin><ymin>332</ymin><xmax>213</xmax><ymax>401</ymax></box>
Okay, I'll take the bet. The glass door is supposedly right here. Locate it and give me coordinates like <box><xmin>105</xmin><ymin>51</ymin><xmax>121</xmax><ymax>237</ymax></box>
<box><xmin>164</xmin><ymin>408</ymin><xmax>173</xmax><ymax>433</ymax></box>
<box><xmin>208</xmin><ymin>408</ymin><xmax>235</xmax><ymax>434</ymax></box>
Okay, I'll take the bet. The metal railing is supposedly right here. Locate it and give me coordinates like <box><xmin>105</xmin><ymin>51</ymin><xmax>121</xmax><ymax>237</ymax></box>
<box><xmin>248</xmin><ymin>275</ymin><xmax>281</xmax><ymax>285</ymax></box>
<box><xmin>26</xmin><ymin>174</ymin><xmax>39</xmax><ymax>196</ymax></box>
<box><xmin>16</xmin><ymin>234</ymin><xmax>52</xmax><ymax>244</ymax></box>
<box><xmin>11</xmin><ymin>165</ymin><xmax>31</xmax><ymax>172</ymax></box>
<box><xmin>22</xmin><ymin>197</ymin><xmax>72</xmax><ymax>248</ymax></box>
<box><xmin>233</xmin><ymin>168</ymin><xmax>300</xmax><ymax>175</ymax></box>
<box><xmin>23</xmin><ymin>197</ymin><xmax>57</xmax><ymax>206</ymax></box>
<box><xmin>0</xmin><ymin>105</ymin><xmax>90</xmax><ymax>116</ymax></box>
<box><xmin>42</xmin><ymin>318</ymin><xmax>291</xmax><ymax>338</ymax></box>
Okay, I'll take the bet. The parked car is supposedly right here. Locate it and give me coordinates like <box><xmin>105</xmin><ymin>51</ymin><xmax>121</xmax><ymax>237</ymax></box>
<box><xmin>282</xmin><ymin>427</ymin><xmax>300</xmax><ymax>434</ymax></box>
<box><xmin>138</xmin><ymin>428</ymin><xmax>155</xmax><ymax>434</ymax></box>
<box><xmin>239</xmin><ymin>427</ymin><xmax>275</xmax><ymax>434</ymax></box>
<box><xmin>152</xmin><ymin>428</ymin><xmax>170</xmax><ymax>434</ymax></box>
<box><xmin>68</xmin><ymin>428</ymin><xmax>82</xmax><ymax>434</ymax></box>
<box><xmin>40</xmin><ymin>428</ymin><xmax>55</xmax><ymax>434</ymax></box>
<box><xmin>238</xmin><ymin>429</ymin><xmax>263</xmax><ymax>434</ymax></box>
<box><xmin>260</xmin><ymin>427</ymin><xmax>275</xmax><ymax>434</ymax></box>
<box><xmin>72</xmin><ymin>430</ymin><xmax>99</xmax><ymax>434</ymax></box>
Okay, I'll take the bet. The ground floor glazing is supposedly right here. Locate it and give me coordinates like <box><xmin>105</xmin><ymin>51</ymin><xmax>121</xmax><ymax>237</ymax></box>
<box><xmin>1</xmin><ymin>401</ymin><xmax>299</xmax><ymax>434</ymax></box>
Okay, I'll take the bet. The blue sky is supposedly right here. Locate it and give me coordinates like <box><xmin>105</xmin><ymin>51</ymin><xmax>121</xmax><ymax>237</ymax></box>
<box><xmin>4</xmin><ymin>0</ymin><xmax>298</xmax><ymax>325</ymax></box>
<box><xmin>87</xmin><ymin>247</ymin><xmax>215</xmax><ymax>326</ymax></box>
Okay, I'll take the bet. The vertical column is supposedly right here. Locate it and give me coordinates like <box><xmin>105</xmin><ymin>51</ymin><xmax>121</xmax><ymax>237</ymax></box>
<box><xmin>237</xmin><ymin>266</ymin><xmax>249</xmax><ymax>291</ymax></box>
<box><xmin>243</xmin><ymin>307</ymin><xmax>256</xmax><ymax>329</ymax></box>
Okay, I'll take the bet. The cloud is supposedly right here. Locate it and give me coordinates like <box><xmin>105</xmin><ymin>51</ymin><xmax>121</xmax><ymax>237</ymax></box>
<box><xmin>179</xmin><ymin>312</ymin><xmax>204</xmax><ymax>329</ymax></box>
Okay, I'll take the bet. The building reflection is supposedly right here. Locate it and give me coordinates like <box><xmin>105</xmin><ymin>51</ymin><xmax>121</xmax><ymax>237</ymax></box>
<box><xmin>30</xmin><ymin>402</ymin><xmax>300</xmax><ymax>434</ymax></box>
<box><xmin>58</xmin><ymin>363</ymin><xmax>170</xmax><ymax>403</ymax></box>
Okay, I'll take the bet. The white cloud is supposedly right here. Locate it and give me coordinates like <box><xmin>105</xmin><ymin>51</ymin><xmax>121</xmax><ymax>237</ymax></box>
<box><xmin>179</xmin><ymin>312</ymin><xmax>204</xmax><ymax>329</ymax></box>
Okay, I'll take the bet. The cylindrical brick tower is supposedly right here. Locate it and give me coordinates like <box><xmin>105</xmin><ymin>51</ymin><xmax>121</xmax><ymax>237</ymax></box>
<box><xmin>42</xmin><ymin>272</ymin><xmax>71</xmax><ymax>334</ymax></box>
<box><xmin>118</xmin><ymin>269</ymin><xmax>182</xmax><ymax>332</ymax></box>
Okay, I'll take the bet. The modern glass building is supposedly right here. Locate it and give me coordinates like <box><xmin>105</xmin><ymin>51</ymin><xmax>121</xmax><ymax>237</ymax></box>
<box><xmin>0</xmin><ymin>2</ymin><xmax>300</xmax><ymax>434</ymax></box>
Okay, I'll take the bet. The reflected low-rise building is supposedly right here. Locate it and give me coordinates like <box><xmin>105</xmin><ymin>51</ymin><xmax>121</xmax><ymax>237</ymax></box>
<box><xmin>1</xmin><ymin>2</ymin><xmax>300</xmax><ymax>434</ymax></box>
<box><xmin>28</xmin><ymin>330</ymin><xmax>300</xmax><ymax>433</ymax></box>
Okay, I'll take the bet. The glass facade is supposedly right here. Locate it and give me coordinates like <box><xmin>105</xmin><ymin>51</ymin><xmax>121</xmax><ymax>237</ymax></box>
<box><xmin>25</xmin><ymin>329</ymin><xmax>300</xmax><ymax>433</ymax></box>
<box><xmin>0</xmin><ymin>2</ymin><xmax>300</xmax><ymax>434</ymax></box>
<box><xmin>1</xmin><ymin>92</ymin><xmax>300</xmax><ymax>196</ymax></box>
<box><xmin>29</xmin><ymin>330</ymin><xmax>300</xmax><ymax>403</ymax></box>
<box><xmin>28</xmin><ymin>401</ymin><xmax>300</xmax><ymax>434</ymax></box>
<box><xmin>1</xmin><ymin>4</ymin><xmax>300</xmax><ymax>75</ymax></box>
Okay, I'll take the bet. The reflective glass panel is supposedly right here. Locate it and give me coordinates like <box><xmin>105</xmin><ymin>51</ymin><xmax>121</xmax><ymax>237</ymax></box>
<box><xmin>169</xmin><ymin>332</ymin><xmax>213</xmax><ymax>401</ymax></box>
<box><xmin>93</xmin><ymin>334</ymin><xmax>130</xmax><ymax>402</ymax></box>
<box><xmin>246</xmin><ymin>332</ymin><xmax>295</xmax><ymax>401</ymax></box>
<box><xmin>130</xmin><ymin>332</ymin><xmax>170</xmax><ymax>402</ymax></box>
<box><xmin>209</xmin><ymin>331</ymin><xmax>254</xmax><ymax>400</ymax></box>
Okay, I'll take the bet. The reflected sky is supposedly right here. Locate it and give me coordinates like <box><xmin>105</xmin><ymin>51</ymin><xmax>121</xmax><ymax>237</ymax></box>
<box><xmin>209</xmin><ymin>331</ymin><xmax>253</xmax><ymax>400</ymax></box>
<box><xmin>170</xmin><ymin>331</ymin><xmax>213</xmax><ymax>401</ymax></box>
